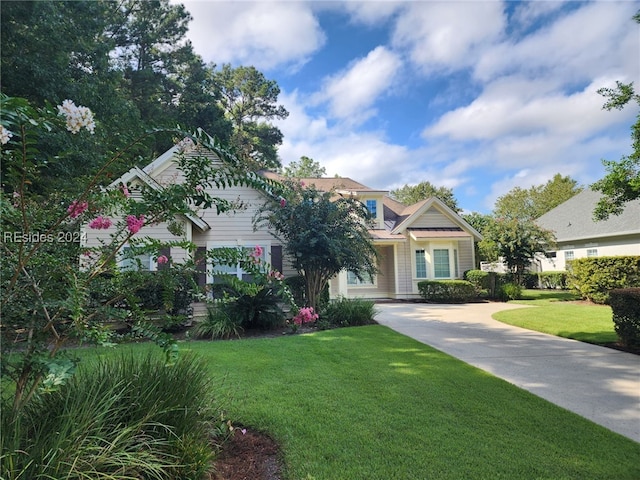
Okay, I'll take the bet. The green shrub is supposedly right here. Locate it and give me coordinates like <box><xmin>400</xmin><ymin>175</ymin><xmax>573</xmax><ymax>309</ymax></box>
<box><xmin>609</xmin><ymin>288</ymin><xmax>640</xmax><ymax>346</ymax></box>
<box><xmin>321</xmin><ymin>297</ymin><xmax>378</xmax><ymax>327</ymax></box>
<box><xmin>195</xmin><ymin>300</ymin><xmax>244</xmax><ymax>339</ymax></box>
<box><xmin>465</xmin><ymin>270</ymin><xmax>489</xmax><ymax>295</ymax></box>
<box><xmin>1</xmin><ymin>353</ymin><xmax>217</xmax><ymax>479</ymax></box>
<box><xmin>417</xmin><ymin>280</ymin><xmax>476</xmax><ymax>303</ymax></box>
<box><xmin>538</xmin><ymin>271</ymin><xmax>568</xmax><ymax>289</ymax></box>
<box><xmin>499</xmin><ymin>282</ymin><xmax>523</xmax><ymax>301</ymax></box>
<box><xmin>568</xmin><ymin>256</ymin><xmax>640</xmax><ymax>304</ymax></box>
<box><xmin>232</xmin><ymin>286</ymin><xmax>285</xmax><ymax>330</ymax></box>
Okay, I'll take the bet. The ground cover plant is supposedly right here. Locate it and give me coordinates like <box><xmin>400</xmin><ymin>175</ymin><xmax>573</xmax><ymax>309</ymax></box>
<box><xmin>492</xmin><ymin>289</ymin><xmax>618</xmax><ymax>344</ymax></box>
<box><xmin>97</xmin><ymin>326</ymin><xmax>639</xmax><ymax>480</ymax></box>
<box><xmin>0</xmin><ymin>353</ymin><xmax>219</xmax><ymax>479</ymax></box>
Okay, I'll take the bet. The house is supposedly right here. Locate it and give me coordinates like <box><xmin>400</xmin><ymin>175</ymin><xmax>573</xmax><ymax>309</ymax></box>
<box><xmin>535</xmin><ymin>188</ymin><xmax>640</xmax><ymax>271</ymax></box>
<box><xmin>84</xmin><ymin>143</ymin><xmax>482</xmax><ymax>300</ymax></box>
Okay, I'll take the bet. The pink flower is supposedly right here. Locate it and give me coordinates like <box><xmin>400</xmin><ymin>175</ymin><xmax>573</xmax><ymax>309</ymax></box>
<box><xmin>121</xmin><ymin>183</ymin><xmax>130</xmax><ymax>198</ymax></box>
<box><xmin>126</xmin><ymin>214</ymin><xmax>145</xmax><ymax>234</ymax></box>
<box><xmin>293</xmin><ymin>307</ymin><xmax>319</xmax><ymax>326</ymax></box>
<box><xmin>268</xmin><ymin>269</ymin><xmax>284</xmax><ymax>281</ymax></box>
<box><xmin>157</xmin><ymin>255</ymin><xmax>168</xmax><ymax>265</ymax></box>
<box><xmin>249</xmin><ymin>245</ymin><xmax>263</xmax><ymax>263</ymax></box>
<box><xmin>195</xmin><ymin>184</ymin><xmax>203</xmax><ymax>192</ymax></box>
<box><xmin>67</xmin><ymin>200</ymin><xmax>88</xmax><ymax>218</ymax></box>
<box><xmin>279</xmin><ymin>197</ymin><xmax>286</xmax><ymax>208</ymax></box>
<box><xmin>299</xmin><ymin>181</ymin><xmax>306</xmax><ymax>187</ymax></box>
<box><xmin>88</xmin><ymin>216</ymin><xmax>112</xmax><ymax>229</ymax></box>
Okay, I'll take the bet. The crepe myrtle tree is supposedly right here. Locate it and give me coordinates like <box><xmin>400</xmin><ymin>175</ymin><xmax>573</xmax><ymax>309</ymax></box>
<box><xmin>0</xmin><ymin>94</ymin><xmax>283</xmax><ymax>418</ymax></box>
<box><xmin>480</xmin><ymin>217</ymin><xmax>556</xmax><ymax>285</ymax></box>
<box><xmin>255</xmin><ymin>179</ymin><xmax>379</xmax><ymax>312</ymax></box>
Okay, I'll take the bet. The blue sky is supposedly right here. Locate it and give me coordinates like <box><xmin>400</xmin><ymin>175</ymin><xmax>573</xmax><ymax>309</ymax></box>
<box><xmin>177</xmin><ymin>0</ymin><xmax>639</xmax><ymax>213</ymax></box>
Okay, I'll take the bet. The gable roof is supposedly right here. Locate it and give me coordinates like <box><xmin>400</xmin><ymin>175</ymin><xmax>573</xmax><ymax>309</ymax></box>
<box><xmin>112</xmin><ymin>165</ymin><xmax>210</xmax><ymax>232</ymax></box>
<box><xmin>536</xmin><ymin>188</ymin><xmax>640</xmax><ymax>242</ymax></box>
<box><xmin>389</xmin><ymin>197</ymin><xmax>482</xmax><ymax>240</ymax></box>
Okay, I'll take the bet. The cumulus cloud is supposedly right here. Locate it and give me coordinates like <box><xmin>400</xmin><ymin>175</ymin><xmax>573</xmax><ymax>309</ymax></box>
<box><xmin>178</xmin><ymin>1</ymin><xmax>325</xmax><ymax>70</ymax></box>
<box><xmin>475</xmin><ymin>2</ymin><xmax>639</xmax><ymax>83</ymax></box>
<box><xmin>391</xmin><ymin>1</ymin><xmax>506</xmax><ymax>72</ymax></box>
<box><xmin>314</xmin><ymin>46</ymin><xmax>402</xmax><ymax>123</ymax></box>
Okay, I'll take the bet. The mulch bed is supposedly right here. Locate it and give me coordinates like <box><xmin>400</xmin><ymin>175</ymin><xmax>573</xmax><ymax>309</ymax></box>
<box><xmin>212</xmin><ymin>428</ymin><xmax>281</xmax><ymax>480</ymax></box>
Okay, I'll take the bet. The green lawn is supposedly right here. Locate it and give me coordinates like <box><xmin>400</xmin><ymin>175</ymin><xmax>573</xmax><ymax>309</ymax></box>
<box><xmin>94</xmin><ymin>326</ymin><xmax>640</xmax><ymax>479</ymax></box>
<box><xmin>493</xmin><ymin>289</ymin><xmax>618</xmax><ymax>344</ymax></box>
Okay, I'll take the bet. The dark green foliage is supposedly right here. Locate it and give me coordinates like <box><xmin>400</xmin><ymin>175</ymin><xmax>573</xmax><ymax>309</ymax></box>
<box><xmin>195</xmin><ymin>301</ymin><xmax>244</xmax><ymax>340</ymax></box>
<box><xmin>232</xmin><ymin>285</ymin><xmax>285</xmax><ymax>330</ymax></box>
<box><xmin>284</xmin><ymin>275</ymin><xmax>330</xmax><ymax>313</ymax></box>
<box><xmin>609</xmin><ymin>288</ymin><xmax>640</xmax><ymax>346</ymax></box>
<box><xmin>417</xmin><ymin>280</ymin><xmax>476</xmax><ymax>303</ymax></box>
<box><xmin>498</xmin><ymin>283</ymin><xmax>523</xmax><ymax>301</ymax></box>
<box><xmin>1</xmin><ymin>353</ymin><xmax>217</xmax><ymax>479</ymax></box>
<box><xmin>538</xmin><ymin>271</ymin><xmax>568</xmax><ymax>289</ymax></box>
<box><xmin>465</xmin><ymin>269</ymin><xmax>490</xmax><ymax>295</ymax></box>
<box><xmin>321</xmin><ymin>297</ymin><xmax>378</xmax><ymax>327</ymax></box>
<box><xmin>255</xmin><ymin>180</ymin><xmax>378</xmax><ymax>312</ymax></box>
<box><xmin>568</xmin><ymin>256</ymin><xmax>640</xmax><ymax>304</ymax></box>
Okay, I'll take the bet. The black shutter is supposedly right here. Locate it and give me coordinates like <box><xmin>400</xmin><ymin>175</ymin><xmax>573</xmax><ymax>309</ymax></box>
<box><xmin>195</xmin><ymin>247</ymin><xmax>207</xmax><ymax>287</ymax></box>
<box><xmin>271</xmin><ymin>245</ymin><xmax>283</xmax><ymax>273</ymax></box>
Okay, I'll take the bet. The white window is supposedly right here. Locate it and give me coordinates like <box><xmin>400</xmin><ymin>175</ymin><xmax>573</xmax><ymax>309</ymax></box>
<box><xmin>415</xmin><ymin>250</ymin><xmax>427</xmax><ymax>278</ymax></box>
<box><xmin>347</xmin><ymin>271</ymin><xmax>375</xmax><ymax>286</ymax></box>
<box><xmin>208</xmin><ymin>243</ymin><xmax>269</xmax><ymax>283</ymax></box>
<box><xmin>587</xmin><ymin>248</ymin><xmax>598</xmax><ymax>258</ymax></box>
<box><xmin>119</xmin><ymin>246</ymin><xmax>154</xmax><ymax>271</ymax></box>
<box><xmin>564</xmin><ymin>251</ymin><xmax>575</xmax><ymax>261</ymax></box>
<box><xmin>433</xmin><ymin>249</ymin><xmax>450</xmax><ymax>278</ymax></box>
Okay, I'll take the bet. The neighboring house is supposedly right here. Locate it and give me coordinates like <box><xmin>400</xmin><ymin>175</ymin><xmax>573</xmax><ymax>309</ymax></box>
<box><xmin>535</xmin><ymin>188</ymin><xmax>640</xmax><ymax>272</ymax></box>
<box><xmin>84</xmin><ymin>143</ymin><xmax>482</xmax><ymax>300</ymax></box>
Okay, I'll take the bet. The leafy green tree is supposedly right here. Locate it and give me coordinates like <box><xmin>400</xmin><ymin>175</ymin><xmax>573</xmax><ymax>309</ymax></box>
<box><xmin>480</xmin><ymin>218</ymin><xmax>555</xmax><ymax>285</ymax></box>
<box><xmin>255</xmin><ymin>180</ymin><xmax>378</xmax><ymax>311</ymax></box>
<box><xmin>592</xmin><ymin>80</ymin><xmax>640</xmax><ymax>220</ymax></box>
<box><xmin>213</xmin><ymin>64</ymin><xmax>289</xmax><ymax>170</ymax></box>
<box><xmin>281</xmin><ymin>156</ymin><xmax>327</xmax><ymax>178</ymax></box>
<box><xmin>494</xmin><ymin>174</ymin><xmax>582</xmax><ymax>221</ymax></box>
<box><xmin>462</xmin><ymin>211</ymin><xmax>495</xmax><ymax>267</ymax></box>
<box><xmin>390</xmin><ymin>181</ymin><xmax>460</xmax><ymax>211</ymax></box>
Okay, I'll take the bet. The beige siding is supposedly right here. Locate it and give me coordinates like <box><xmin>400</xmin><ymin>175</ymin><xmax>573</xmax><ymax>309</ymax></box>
<box><xmin>410</xmin><ymin>206</ymin><xmax>458</xmax><ymax>229</ymax></box>
<box><xmin>82</xmin><ymin>217</ymin><xmax>191</xmax><ymax>268</ymax></box>
<box><xmin>456</xmin><ymin>238</ymin><xmax>474</xmax><ymax>275</ymax></box>
<box><xmin>538</xmin><ymin>234</ymin><xmax>640</xmax><ymax>271</ymax></box>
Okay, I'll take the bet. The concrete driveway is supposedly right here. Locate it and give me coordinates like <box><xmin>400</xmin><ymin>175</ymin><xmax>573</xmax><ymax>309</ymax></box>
<box><xmin>375</xmin><ymin>302</ymin><xmax>640</xmax><ymax>443</ymax></box>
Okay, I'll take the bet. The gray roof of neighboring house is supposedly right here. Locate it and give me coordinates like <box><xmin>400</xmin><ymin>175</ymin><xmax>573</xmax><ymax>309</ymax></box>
<box><xmin>536</xmin><ymin>188</ymin><xmax>640</xmax><ymax>242</ymax></box>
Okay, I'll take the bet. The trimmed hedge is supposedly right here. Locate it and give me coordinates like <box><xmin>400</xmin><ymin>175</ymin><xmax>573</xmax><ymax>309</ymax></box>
<box><xmin>568</xmin><ymin>256</ymin><xmax>640</xmax><ymax>304</ymax></box>
<box><xmin>417</xmin><ymin>280</ymin><xmax>476</xmax><ymax>303</ymax></box>
<box><xmin>609</xmin><ymin>288</ymin><xmax>640</xmax><ymax>346</ymax></box>
<box><xmin>465</xmin><ymin>270</ymin><xmax>490</xmax><ymax>294</ymax></box>
<box><xmin>538</xmin><ymin>271</ymin><xmax>568</xmax><ymax>289</ymax></box>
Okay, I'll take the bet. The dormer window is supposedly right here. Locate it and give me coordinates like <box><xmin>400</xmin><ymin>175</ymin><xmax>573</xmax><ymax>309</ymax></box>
<box><xmin>365</xmin><ymin>199</ymin><xmax>377</xmax><ymax>216</ymax></box>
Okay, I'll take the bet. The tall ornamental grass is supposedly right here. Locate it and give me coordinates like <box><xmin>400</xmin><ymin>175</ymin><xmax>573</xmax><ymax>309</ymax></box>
<box><xmin>1</xmin><ymin>353</ymin><xmax>217</xmax><ymax>479</ymax></box>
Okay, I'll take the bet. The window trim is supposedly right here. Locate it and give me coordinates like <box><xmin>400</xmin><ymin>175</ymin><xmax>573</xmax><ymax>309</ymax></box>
<box><xmin>347</xmin><ymin>270</ymin><xmax>376</xmax><ymax>287</ymax></box>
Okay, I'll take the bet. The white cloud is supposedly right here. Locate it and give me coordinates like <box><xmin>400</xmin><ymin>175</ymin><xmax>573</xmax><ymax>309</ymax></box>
<box><xmin>391</xmin><ymin>1</ymin><xmax>506</xmax><ymax>72</ymax></box>
<box><xmin>339</xmin><ymin>1</ymin><xmax>404</xmax><ymax>26</ymax></box>
<box><xmin>424</xmin><ymin>77</ymin><xmax>634</xmax><ymax>143</ymax></box>
<box><xmin>315</xmin><ymin>46</ymin><xmax>402</xmax><ymax>123</ymax></box>
<box><xmin>475</xmin><ymin>2</ymin><xmax>639</xmax><ymax>83</ymax></box>
<box><xmin>178</xmin><ymin>1</ymin><xmax>325</xmax><ymax>70</ymax></box>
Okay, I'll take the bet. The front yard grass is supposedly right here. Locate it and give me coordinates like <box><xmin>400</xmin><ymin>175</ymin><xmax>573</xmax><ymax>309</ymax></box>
<box><xmin>493</xmin><ymin>289</ymin><xmax>618</xmax><ymax>344</ymax></box>
<box><xmin>95</xmin><ymin>326</ymin><xmax>639</xmax><ymax>479</ymax></box>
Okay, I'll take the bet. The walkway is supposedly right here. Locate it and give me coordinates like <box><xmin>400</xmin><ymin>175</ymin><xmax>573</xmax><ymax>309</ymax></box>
<box><xmin>375</xmin><ymin>302</ymin><xmax>640</xmax><ymax>443</ymax></box>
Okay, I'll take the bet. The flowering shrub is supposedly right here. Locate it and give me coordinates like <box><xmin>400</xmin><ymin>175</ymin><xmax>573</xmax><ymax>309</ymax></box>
<box><xmin>1</xmin><ymin>93</ymin><xmax>284</xmax><ymax>423</ymax></box>
<box><xmin>293</xmin><ymin>306</ymin><xmax>319</xmax><ymax>326</ymax></box>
